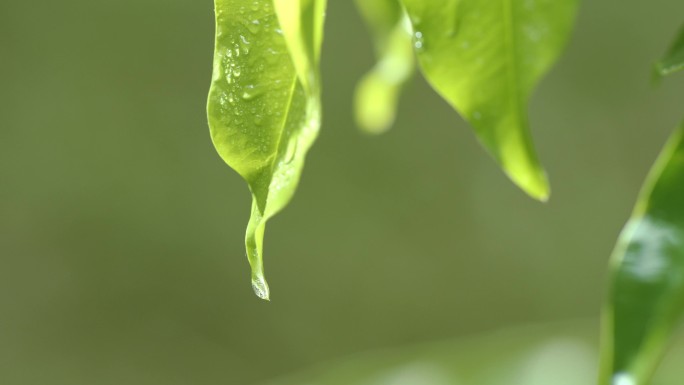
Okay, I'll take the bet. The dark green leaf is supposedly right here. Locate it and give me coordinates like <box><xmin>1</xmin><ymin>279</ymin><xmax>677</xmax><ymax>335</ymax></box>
<box><xmin>399</xmin><ymin>0</ymin><xmax>578</xmax><ymax>200</ymax></box>
<box><xmin>354</xmin><ymin>0</ymin><xmax>415</xmax><ymax>134</ymax></box>
<box><xmin>207</xmin><ymin>0</ymin><xmax>325</xmax><ymax>300</ymax></box>
<box><xmin>600</xmin><ymin>123</ymin><xmax>684</xmax><ymax>385</ymax></box>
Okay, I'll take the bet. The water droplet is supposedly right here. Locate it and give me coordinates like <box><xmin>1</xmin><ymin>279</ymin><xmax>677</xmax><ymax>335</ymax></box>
<box><xmin>247</xmin><ymin>19</ymin><xmax>261</xmax><ymax>34</ymax></box>
<box><xmin>612</xmin><ymin>373</ymin><xmax>636</xmax><ymax>385</ymax></box>
<box><xmin>241</xmin><ymin>84</ymin><xmax>265</xmax><ymax>100</ymax></box>
<box><xmin>251</xmin><ymin>275</ymin><xmax>270</xmax><ymax>300</ymax></box>
<box><xmin>414</xmin><ymin>31</ymin><xmax>425</xmax><ymax>50</ymax></box>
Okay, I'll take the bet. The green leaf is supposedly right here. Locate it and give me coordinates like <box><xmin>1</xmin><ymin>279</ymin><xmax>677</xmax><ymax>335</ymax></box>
<box><xmin>656</xmin><ymin>25</ymin><xmax>684</xmax><ymax>77</ymax></box>
<box><xmin>207</xmin><ymin>0</ymin><xmax>326</xmax><ymax>300</ymax></box>
<box><xmin>354</xmin><ymin>0</ymin><xmax>415</xmax><ymax>134</ymax></box>
<box><xmin>273</xmin><ymin>0</ymin><xmax>327</xmax><ymax>94</ymax></box>
<box><xmin>399</xmin><ymin>0</ymin><xmax>578</xmax><ymax>200</ymax></box>
<box><xmin>599</xmin><ymin>122</ymin><xmax>684</xmax><ymax>385</ymax></box>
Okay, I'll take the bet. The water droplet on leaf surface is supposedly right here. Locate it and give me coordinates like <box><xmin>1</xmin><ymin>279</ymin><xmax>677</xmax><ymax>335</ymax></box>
<box><xmin>414</xmin><ymin>31</ymin><xmax>425</xmax><ymax>50</ymax></box>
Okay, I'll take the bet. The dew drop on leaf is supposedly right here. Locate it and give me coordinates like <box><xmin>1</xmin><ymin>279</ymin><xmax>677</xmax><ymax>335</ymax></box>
<box><xmin>242</xmin><ymin>84</ymin><xmax>265</xmax><ymax>100</ymax></box>
<box><xmin>413</xmin><ymin>31</ymin><xmax>424</xmax><ymax>50</ymax></box>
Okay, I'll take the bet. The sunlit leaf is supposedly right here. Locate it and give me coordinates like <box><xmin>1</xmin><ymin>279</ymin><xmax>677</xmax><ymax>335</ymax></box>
<box><xmin>207</xmin><ymin>0</ymin><xmax>326</xmax><ymax>300</ymax></box>
<box><xmin>273</xmin><ymin>0</ymin><xmax>327</xmax><ymax>94</ymax></box>
<box><xmin>599</xmin><ymin>122</ymin><xmax>684</xmax><ymax>385</ymax></box>
<box><xmin>399</xmin><ymin>0</ymin><xmax>578</xmax><ymax>200</ymax></box>
<box><xmin>656</xmin><ymin>24</ymin><xmax>684</xmax><ymax>77</ymax></box>
<box><xmin>354</xmin><ymin>0</ymin><xmax>415</xmax><ymax>134</ymax></box>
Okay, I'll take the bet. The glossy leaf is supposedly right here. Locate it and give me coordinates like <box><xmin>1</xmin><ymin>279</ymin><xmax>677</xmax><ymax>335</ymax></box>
<box><xmin>656</xmin><ymin>24</ymin><xmax>684</xmax><ymax>77</ymax></box>
<box><xmin>354</xmin><ymin>0</ymin><xmax>415</xmax><ymax>134</ymax></box>
<box><xmin>399</xmin><ymin>0</ymin><xmax>578</xmax><ymax>200</ymax></box>
<box><xmin>273</xmin><ymin>0</ymin><xmax>326</xmax><ymax>94</ymax></box>
<box><xmin>599</xmin><ymin>122</ymin><xmax>684</xmax><ymax>385</ymax></box>
<box><xmin>207</xmin><ymin>0</ymin><xmax>326</xmax><ymax>300</ymax></box>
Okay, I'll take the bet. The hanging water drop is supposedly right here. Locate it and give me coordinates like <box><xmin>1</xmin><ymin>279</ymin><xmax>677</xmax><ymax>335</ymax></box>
<box><xmin>251</xmin><ymin>275</ymin><xmax>270</xmax><ymax>300</ymax></box>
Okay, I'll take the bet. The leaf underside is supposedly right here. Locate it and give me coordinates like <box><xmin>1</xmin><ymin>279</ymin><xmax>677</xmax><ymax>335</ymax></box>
<box><xmin>207</xmin><ymin>0</ymin><xmax>325</xmax><ymax>300</ymax></box>
<box><xmin>399</xmin><ymin>0</ymin><xmax>578</xmax><ymax>200</ymax></box>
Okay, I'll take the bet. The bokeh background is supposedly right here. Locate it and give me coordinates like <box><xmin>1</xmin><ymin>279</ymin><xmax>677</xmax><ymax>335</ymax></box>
<box><xmin>2</xmin><ymin>0</ymin><xmax>684</xmax><ymax>384</ymax></box>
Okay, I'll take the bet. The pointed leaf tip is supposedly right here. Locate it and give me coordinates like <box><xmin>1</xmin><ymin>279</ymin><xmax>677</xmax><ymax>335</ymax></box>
<box><xmin>513</xmin><ymin>169</ymin><xmax>550</xmax><ymax>202</ymax></box>
<box><xmin>399</xmin><ymin>0</ymin><xmax>576</xmax><ymax>200</ymax></box>
<box><xmin>252</xmin><ymin>275</ymin><xmax>271</xmax><ymax>301</ymax></box>
<box><xmin>656</xmin><ymin>23</ymin><xmax>684</xmax><ymax>77</ymax></box>
<box><xmin>208</xmin><ymin>0</ymin><xmax>326</xmax><ymax>298</ymax></box>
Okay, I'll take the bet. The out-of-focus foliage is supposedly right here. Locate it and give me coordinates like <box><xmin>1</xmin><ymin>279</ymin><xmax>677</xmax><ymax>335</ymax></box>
<box><xmin>600</xmin><ymin>123</ymin><xmax>684</xmax><ymax>385</ymax></box>
<box><xmin>399</xmin><ymin>0</ymin><xmax>578</xmax><ymax>201</ymax></box>
<box><xmin>600</xmin><ymin>26</ymin><xmax>684</xmax><ymax>385</ymax></box>
<box><xmin>354</xmin><ymin>0</ymin><xmax>415</xmax><ymax>134</ymax></box>
<box><xmin>262</xmin><ymin>322</ymin><xmax>684</xmax><ymax>385</ymax></box>
<box><xmin>207</xmin><ymin>0</ymin><xmax>326</xmax><ymax>299</ymax></box>
<box><xmin>656</xmin><ymin>24</ymin><xmax>684</xmax><ymax>77</ymax></box>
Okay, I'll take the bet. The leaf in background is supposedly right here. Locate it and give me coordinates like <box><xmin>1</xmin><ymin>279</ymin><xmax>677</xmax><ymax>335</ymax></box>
<box><xmin>399</xmin><ymin>0</ymin><xmax>578</xmax><ymax>200</ymax></box>
<box><xmin>207</xmin><ymin>0</ymin><xmax>326</xmax><ymax>300</ymax></box>
<box><xmin>600</xmin><ymin>122</ymin><xmax>684</xmax><ymax>385</ymax></box>
<box><xmin>656</xmin><ymin>24</ymin><xmax>684</xmax><ymax>77</ymax></box>
<box><xmin>354</xmin><ymin>0</ymin><xmax>415</xmax><ymax>134</ymax></box>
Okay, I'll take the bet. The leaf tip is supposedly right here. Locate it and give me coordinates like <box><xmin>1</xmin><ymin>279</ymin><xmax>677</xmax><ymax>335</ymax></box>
<box><xmin>251</xmin><ymin>275</ymin><xmax>271</xmax><ymax>301</ymax></box>
<box><xmin>507</xmin><ymin>167</ymin><xmax>551</xmax><ymax>202</ymax></box>
<box><xmin>354</xmin><ymin>74</ymin><xmax>397</xmax><ymax>135</ymax></box>
<box><xmin>651</xmin><ymin>63</ymin><xmax>666</xmax><ymax>86</ymax></box>
<box><xmin>529</xmin><ymin>184</ymin><xmax>551</xmax><ymax>203</ymax></box>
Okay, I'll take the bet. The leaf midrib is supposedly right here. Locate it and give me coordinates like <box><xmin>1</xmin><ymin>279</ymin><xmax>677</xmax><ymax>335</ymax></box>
<box><xmin>261</xmin><ymin>67</ymin><xmax>299</xmax><ymax>210</ymax></box>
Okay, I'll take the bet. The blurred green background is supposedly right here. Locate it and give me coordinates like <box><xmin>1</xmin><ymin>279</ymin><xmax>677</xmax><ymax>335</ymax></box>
<box><xmin>2</xmin><ymin>1</ymin><xmax>684</xmax><ymax>384</ymax></box>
